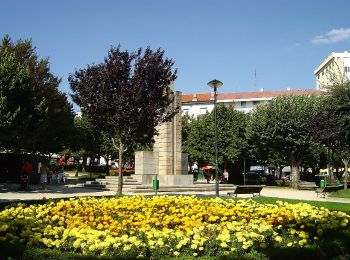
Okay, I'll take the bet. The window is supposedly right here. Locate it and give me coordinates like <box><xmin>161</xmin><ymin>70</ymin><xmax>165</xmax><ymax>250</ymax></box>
<box><xmin>182</xmin><ymin>109</ymin><xmax>189</xmax><ymax>115</ymax></box>
<box><xmin>200</xmin><ymin>108</ymin><xmax>207</xmax><ymax>115</ymax></box>
<box><xmin>345</xmin><ymin>67</ymin><xmax>350</xmax><ymax>73</ymax></box>
<box><xmin>241</xmin><ymin>101</ymin><xmax>246</xmax><ymax>107</ymax></box>
<box><xmin>253</xmin><ymin>101</ymin><xmax>260</xmax><ymax>106</ymax></box>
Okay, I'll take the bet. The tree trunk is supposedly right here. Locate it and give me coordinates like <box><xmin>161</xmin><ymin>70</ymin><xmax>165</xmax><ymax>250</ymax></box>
<box><xmin>117</xmin><ymin>140</ymin><xmax>123</xmax><ymax>195</ymax></box>
<box><xmin>327</xmin><ymin>148</ymin><xmax>334</xmax><ymax>183</ymax></box>
<box><xmin>342</xmin><ymin>159</ymin><xmax>348</xmax><ymax>190</ymax></box>
<box><xmin>290</xmin><ymin>154</ymin><xmax>299</xmax><ymax>189</ymax></box>
<box><xmin>75</xmin><ymin>157</ymin><xmax>79</xmax><ymax>177</ymax></box>
<box><xmin>105</xmin><ymin>154</ymin><xmax>110</xmax><ymax>175</ymax></box>
<box><xmin>276</xmin><ymin>164</ymin><xmax>282</xmax><ymax>179</ymax></box>
<box><xmin>82</xmin><ymin>156</ymin><xmax>87</xmax><ymax>173</ymax></box>
<box><xmin>111</xmin><ymin>137</ymin><xmax>124</xmax><ymax>195</ymax></box>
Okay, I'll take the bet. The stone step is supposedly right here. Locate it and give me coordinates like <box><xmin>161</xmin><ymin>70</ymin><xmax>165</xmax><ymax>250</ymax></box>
<box><xmin>105</xmin><ymin>183</ymin><xmax>142</xmax><ymax>188</ymax></box>
<box><xmin>83</xmin><ymin>184</ymin><xmax>108</xmax><ymax>190</ymax></box>
<box><xmin>127</xmin><ymin>189</ymin><xmax>232</xmax><ymax>193</ymax></box>
<box><xmin>94</xmin><ymin>180</ymin><xmax>138</xmax><ymax>184</ymax></box>
<box><xmin>85</xmin><ymin>181</ymin><xmax>104</xmax><ymax>185</ymax></box>
<box><xmin>128</xmin><ymin>185</ymin><xmax>234</xmax><ymax>193</ymax></box>
<box><xmin>104</xmin><ymin>175</ymin><xmax>134</xmax><ymax>179</ymax></box>
<box><xmin>132</xmin><ymin>184</ymin><xmax>233</xmax><ymax>189</ymax></box>
<box><xmin>95</xmin><ymin>178</ymin><xmax>139</xmax><ymax>184</ymax></box>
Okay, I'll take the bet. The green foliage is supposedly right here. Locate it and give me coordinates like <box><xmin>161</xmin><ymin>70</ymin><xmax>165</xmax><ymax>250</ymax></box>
<box><xmin>0</xmin><ymin>35</ymin><xmax>74</xmax><ymax>153</ymax></box>
<box><xmin>322</xmin><ymin>83</ymin><xmax>350</xmax><ymax>158</ymax></box>
<box><xmin>0</xmin><ymin>47</ymin><xmax>33</xmax><ymax>150</ymax></box>
<box><xmin>247</xmin><ymin>95</ymin><xmax>321</xmax><ymax>162</ymax></box>
<box><xmin>22</xmin><ymin>247</ymin><xmax>113</xmax><ymax>260</ymax></box>
<box><xmin>250</xmin><ymin>196</ymin><xmax>350</xmax><ymax>214</ymax></box>
<box><xmin>328</xmin><ymin>189</ymin><xmax>350</xmax><ymax>198</ymax></box>
<box><xmin>69</xmin><ymin>115</ymin><xmax>100</xmax><ymax>157</ymax></box>
<box><xmin>247</xmin><ymin>95</ymin><xmax>322</xmax><ymax>187</ymax></box>
<box><xmin>310</xmin><ymin>82</ymin><xmax>350</xmax><ymax>187</ymax></box>
<box><xmin>182</xmin><ymin>105</ymin><xmax>247</xmax><ymax>167</ymax></box>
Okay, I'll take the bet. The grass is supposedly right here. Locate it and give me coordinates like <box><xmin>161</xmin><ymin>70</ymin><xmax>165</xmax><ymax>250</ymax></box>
<box><xmin>252</xmin><ymin>196</ymin><xmax>350</xmax><ymax>214</ymax></box>
<box><xmin>329</xmin><ymin>188</ymin><xmax>350</xmax><ymax>199</ymax></box>
<box><xmin>263</xmin><ymin>185</ymin><xmax>290</xmax><ymax>189</ymax></box>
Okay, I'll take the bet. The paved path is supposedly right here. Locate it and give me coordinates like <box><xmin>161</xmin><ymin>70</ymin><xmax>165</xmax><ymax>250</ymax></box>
<box><xmin>1</xmin><ymin>183</ymin><xmax>350</xmax><ymax>204</ymax></box>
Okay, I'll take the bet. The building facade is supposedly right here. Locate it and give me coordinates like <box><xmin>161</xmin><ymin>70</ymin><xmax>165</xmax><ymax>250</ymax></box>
<box><xmin>181</xmin><ymin>89</ymin><xmax>320</xmax><ymax>118</ymax></box>
<box><xmin>314</xmin><ymin>51</ymin><xmax>350</xmax><ymax>90</ymax></box>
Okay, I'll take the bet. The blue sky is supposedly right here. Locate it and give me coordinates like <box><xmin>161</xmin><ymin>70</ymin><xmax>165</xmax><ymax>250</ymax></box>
<box><xmin>1</xmin><ymin>0</ymin><xmax>350</xmax><ymax>101</ymax></box>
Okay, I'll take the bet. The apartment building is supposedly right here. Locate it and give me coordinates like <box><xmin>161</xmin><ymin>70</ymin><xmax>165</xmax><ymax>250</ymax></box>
<box><xmin>181</xmin><ymin>89</ymin><xmax>320</xmax><ymax>118</ymax></box>
<box><xmin>314</xmin><ymin>51</ymin><xmax>350</xmax><ymax>90</ymax></box>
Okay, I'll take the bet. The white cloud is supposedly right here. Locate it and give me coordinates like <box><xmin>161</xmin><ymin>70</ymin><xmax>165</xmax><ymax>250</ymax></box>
<box><xmin>311</xmin><ymin>28</ymin><xmax>350</xmax><ymax>44</ymax></box>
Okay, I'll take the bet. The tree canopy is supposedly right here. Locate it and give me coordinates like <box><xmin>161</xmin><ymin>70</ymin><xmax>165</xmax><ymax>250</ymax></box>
<box><xmin>309</xmin><ymin>82</ymin><xmax>350</xmax><ymax>188</ymax></box>
<box><xmin>183</xmin><ymin>105</ymin><xmax>247</xmax><ymax>170</ymax></box>
<box><xmin>0</xmin><ymin>35</ymin><xmax>74</xmax><ymax>154</ymax></box>
<box><xmin>69</xmin><ymin>46</ymin><xmax>178</xmax><ymax>194</ymax></box>
<box><xmin>247</xmin><ymin>95</ymin><xmax>322</xmax><ymax>188</ymax></box>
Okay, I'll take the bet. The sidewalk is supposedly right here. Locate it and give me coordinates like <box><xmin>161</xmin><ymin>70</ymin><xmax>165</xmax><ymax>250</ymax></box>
<box><xmin>1</xmin><ymin>183</ymin><xmax>350</xmax><ymax>204</ymax></box>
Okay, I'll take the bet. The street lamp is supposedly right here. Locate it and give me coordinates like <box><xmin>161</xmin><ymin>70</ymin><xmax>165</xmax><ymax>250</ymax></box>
<box><xmin>207</xmin><ymin>79</ymin><xmax>223</xmax><ymax>196</ymax></box>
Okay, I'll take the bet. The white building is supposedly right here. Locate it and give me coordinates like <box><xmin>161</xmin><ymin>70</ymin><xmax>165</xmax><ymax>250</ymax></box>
<box><xmin>181</xmin><ymin>89</ymin><xmax>320</xmax><ymax>118</ymax></box>
<box><xmin>314</xmin><ymin>51</ymin><xmax>350</xmax><ymax>91</ymax></box>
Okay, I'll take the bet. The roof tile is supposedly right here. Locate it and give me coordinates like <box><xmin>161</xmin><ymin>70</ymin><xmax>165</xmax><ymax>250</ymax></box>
<box><xmin>181</xmin><ymin>89</ymin><xmax>321</xmax><ymax>102</ymax></box>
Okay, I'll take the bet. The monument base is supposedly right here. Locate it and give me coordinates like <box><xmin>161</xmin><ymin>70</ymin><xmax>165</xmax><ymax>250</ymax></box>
<box><xmin>135</xmin><ymin>151</ymin><xmax>192</xmax><ymax>186</ymax></box>
<box><xmin>134</xmin><ymin>174</ymin><xmax>193</xmax><ymax>186</ymax></box>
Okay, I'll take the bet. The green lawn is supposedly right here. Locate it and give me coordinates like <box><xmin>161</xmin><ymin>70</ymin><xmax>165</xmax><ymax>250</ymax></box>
<box><xmin>329</xmin><ymin>188</ymin><xmax>350</xmax><ymax>199</ymax></box>
<box><xmin>252</xmin><ymin>197</ymin><xmax>350</xmax><ymax>213</ymax></box>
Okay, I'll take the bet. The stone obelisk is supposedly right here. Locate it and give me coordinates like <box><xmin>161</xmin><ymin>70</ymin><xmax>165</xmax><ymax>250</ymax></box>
<box><xmin>134</xmin><ymin>84</ymin><xmax>191</xmax><ymax>186</ymax></box>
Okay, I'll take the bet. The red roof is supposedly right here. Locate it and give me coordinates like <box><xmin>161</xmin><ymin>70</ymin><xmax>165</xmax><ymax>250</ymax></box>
<box><xmin>181</xmin><ymin>89</ymin><xmax>321</xmax><ymax>103</ymax></box>
<box><xmin>181</xmin><ymin>93</ymin><xmax>212</xmax><ymax>102</ymax></box>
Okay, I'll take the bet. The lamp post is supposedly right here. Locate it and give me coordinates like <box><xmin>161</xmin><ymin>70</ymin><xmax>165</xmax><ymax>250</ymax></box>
<box><xmin>207</xmin><ymin>79</ymin><xmax>223</xmax><ymax>196</ymax></box>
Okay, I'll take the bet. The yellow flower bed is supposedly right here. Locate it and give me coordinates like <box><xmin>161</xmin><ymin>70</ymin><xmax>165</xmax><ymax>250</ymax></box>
<box><xmin>0</xmin><ymin>196</ymin><xmax>349</xmax><ymax>258</ymax></box>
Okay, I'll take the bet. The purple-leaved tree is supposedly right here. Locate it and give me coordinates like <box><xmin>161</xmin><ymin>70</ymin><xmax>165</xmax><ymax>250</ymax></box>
<box><xmin>69</xmin><ymin>46</ymin><xmax>177</xmax><ymax>194</ymax></box>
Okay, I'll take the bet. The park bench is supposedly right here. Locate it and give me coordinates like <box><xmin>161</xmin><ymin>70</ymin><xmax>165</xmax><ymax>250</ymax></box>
<box><xmin>297</xmin><ymin>181</ymin><xmax>318</xmax><ymax>190</ymax></box>
<box><xmin>315</xmin><ymin>184</ymin><xmax>344</xmax><ymax>197</ymax></box>
<box><xmin>227</xmin><ymin>185</ymin><xmax>265</xmax><ymax>197</ymax></box>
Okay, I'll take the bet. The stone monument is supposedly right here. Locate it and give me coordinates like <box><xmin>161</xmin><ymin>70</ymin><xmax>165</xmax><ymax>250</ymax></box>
<box><xmin>134</xmin><ymin>84</ymin><xmax>192</xmax><ymax>186</ymax></box>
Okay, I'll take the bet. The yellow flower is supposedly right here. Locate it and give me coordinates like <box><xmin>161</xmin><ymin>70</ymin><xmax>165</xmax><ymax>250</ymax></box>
<box><xmin>275</xmin><ymin>236</ymin><xmax>282</xmax><ymax>243</ymax></box>
<box><xmin>191</xmin><ymin>243</ymin><xmax>198</xmax><ymax>249</ymax></box>
<box><xmin>220</xmin><ymin>242</ymin><xmax>228</xmax><ymax>248</ymax></box>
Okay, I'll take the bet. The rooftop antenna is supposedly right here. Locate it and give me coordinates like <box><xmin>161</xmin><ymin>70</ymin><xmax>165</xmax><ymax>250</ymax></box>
<box><xmin>254</xmin><ymin>68</ymin><xmax>257</xmax><ymax>89</ymax></box>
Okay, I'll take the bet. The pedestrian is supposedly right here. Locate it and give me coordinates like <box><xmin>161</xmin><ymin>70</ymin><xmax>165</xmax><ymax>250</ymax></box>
<box><xmin>223</xmin><ymin>170</ymin><xmax>229</xmax><ymax>183</ymax></box>
<box><xmin>40</xmin><ymin>162</ymin><xmax>49</xmax><ymax>191</ymax></box>
<box><xmin>21</xmin><ymin>159</ymin><xmax>32</xmax><ymax>190</ymax></box>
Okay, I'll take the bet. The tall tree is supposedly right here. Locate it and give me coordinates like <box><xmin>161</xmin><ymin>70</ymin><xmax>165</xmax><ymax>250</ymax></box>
<box><xmin>0</xmin><ymin>35</ymin><xmax>74</xmax><ymax>153</ymax></box>
<box><xmin>68</xmin><ymin>115</ymin><xmax>101</xmax><ymax>173</ymax></box>
<box><xmin>247</xmin><ymin>95</ymin><xmax>321</xmax><ymax>188</ymax></box>
<box><xmin>69</xmin><ymin>46</ymin><xmax>177</xmax><ymax>194</ymax></box>
<box><xmin>309</xmin><ymin>82</ymin><xmax>350</xmax><ymax>189</ymax></box>
<box><xmin>0</xmin><ymin>48</ymin><xmax>33</xmax><ymax>150</ymax></box>
<box><xmin>183</xmin><ymin>105</ymin><xmax>247</xmax><ymax>170</ymax></box>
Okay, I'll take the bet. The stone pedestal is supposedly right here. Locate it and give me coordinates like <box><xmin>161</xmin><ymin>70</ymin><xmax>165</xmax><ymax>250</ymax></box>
<box><xmin>134</xmin><ymin>86</ymin><xmax>191</xmax><ymax>186</ymax></box>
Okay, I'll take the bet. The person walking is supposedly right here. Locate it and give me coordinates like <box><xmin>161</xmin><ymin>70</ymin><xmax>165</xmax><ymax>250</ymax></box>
<box><xmin>40</xmin><ymin>162</ymin><xmax>49</xmax><ymax>191</ymax></box>
<box><xmin>223</xmin><ymin>170</ymin><xmax>229</xmax><ymax>183</ymax></box>
<box><xmin>21</xmin><ymin>159</ymin><xmax>33</xmax><ymax>190</ymax></box>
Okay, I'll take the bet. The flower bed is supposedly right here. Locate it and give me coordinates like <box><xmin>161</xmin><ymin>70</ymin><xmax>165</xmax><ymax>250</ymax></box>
<box><xmin>0</xmin><ymin>196</ymin><xmax>349</xmax><ymax>259</ymax></box>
